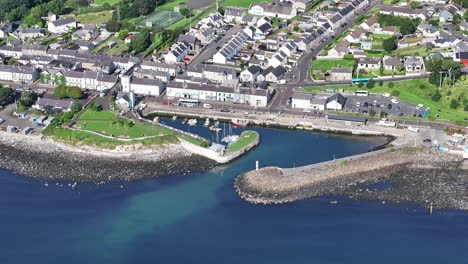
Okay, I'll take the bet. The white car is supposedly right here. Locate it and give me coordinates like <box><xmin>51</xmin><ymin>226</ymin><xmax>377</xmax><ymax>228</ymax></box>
<box><xmin>382</xmin><ymin>93</ymin><xmax>391</xmax><ymax>97</ymax></box>
<box><xmin>391</xmin><ymin>99</ymin><xmax>399</xmax><ymax>104</ymax></box>
<box><xmin>0</xmin><ymin>119</ymin><xmax>4</xmax><ymax>125</ymax></box>
<box><xmin>303</xmin><ymin>108</ymin><xmax>311</xmax><ymax>113</ymax></box>
<box><xmin>356</xmin><ymin>102</ymin><xmax>361</xmax><ymax>107</ymax></box>
<box><xmin>203</xmin><ymin>104</ymin><xmax>213</xmax><ymax>109</ymax></box>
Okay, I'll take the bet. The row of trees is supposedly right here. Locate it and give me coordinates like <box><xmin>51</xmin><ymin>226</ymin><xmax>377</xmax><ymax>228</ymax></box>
<box><xmin>0</xmin><ymin>0</ymin><xmax>64</xmax><ymax>25</ymax></box>
<box><xmin>426</xmin><ymin>58</ymin><xmax>464</xmax><ymax>87</ymax></box>
<box><xmin>377</xmin><ymin>14</ymin><xmax>420</xmax><ymax>35</ymax></box>
<box><xmin>54</xmin><ymin>86</ymin><xmax>83</xmax><ymax>100</ymax></box>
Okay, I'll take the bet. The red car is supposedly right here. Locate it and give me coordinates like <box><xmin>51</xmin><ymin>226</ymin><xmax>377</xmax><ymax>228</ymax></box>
<box><xmin>163</xmin><ymin>101</ymin><xmax>171</xmax><ymax>105</ymax></box>
<box><xmin>183</xmin><ymin>57</ymin><xmax>191</xmax><ymax>62</ymax></box>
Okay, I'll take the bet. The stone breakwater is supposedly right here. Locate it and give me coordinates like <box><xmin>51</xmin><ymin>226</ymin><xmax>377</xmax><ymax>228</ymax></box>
<box><xmin>234</xmin><ymin>148</ymin><xmax>468</xmax><ymax>210</ymax></box>
<box><xmin>0</xmin><ymin>132</ymin><xmax>217</xmax><ymax>182</ymax></box>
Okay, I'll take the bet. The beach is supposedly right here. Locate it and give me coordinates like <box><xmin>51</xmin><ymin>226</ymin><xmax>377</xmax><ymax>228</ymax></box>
<box><xmin>0</xmin><ymin>132</ymin><xmax>217</xmax><ymax>182</ymax></box>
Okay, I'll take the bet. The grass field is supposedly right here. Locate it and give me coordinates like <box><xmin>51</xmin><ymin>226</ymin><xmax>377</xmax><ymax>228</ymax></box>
<box><xmin>74</xmin><ymin>11</ymin><xmax>113</xmax><ymax>25</ymax></box>
<box><xmin>77</xmin><ymin>110</ymin><xmax>172</xmax><ymax>138</ymax></box>
<box><xmin>227</xmin><ymin>131</ymin><xmax>259</xmax><ymax>152</ymax></box>
<box><xmin>312</xmin><ymin>59</ymin><xmax>357</xmax><ymax>72</ymax></box>
<box><xmin>304</xmin><ymin>78</ymin><xmax>468</xmax><ymax>125</ymax></box>
<box><xmin>222</xmin><ymin>0</ymin><xmax>270</xmax><ymax>8</ymax></box>
<box><xmin>94</xmin><ymin>0</ymin><xmax>121</xmax><ymax>5</ymax></box>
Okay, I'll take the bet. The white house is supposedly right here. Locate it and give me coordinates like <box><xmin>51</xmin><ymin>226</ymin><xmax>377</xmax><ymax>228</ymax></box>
<box><xmin>292</xmin><ymin>93</ymin><xmax>326</xmax><ymax>111</ymax></box>
<box><xmin>240</xmin><ymin>65</ymin><xmax>262</xmax><ymax>83</ymax></box>
<box><xmin>249</xmin><ymin>2</ymin><xmax>297</xmax><ymax>20</ymax></box>
<box><xmin>325</xmin><ymin>93</ymin><xmax>347</xmax><ymax>110</ymax></box>
<box><xmin>165</xmin><ymin>41</ymin><xmax>191</xmax><ymax>64</ymax></box>
<box><xmin>48</xmin><ymin>17</ymin><xmax>77</xmax><ymax>34</ymax></box>
<box><xmin>121</xmin><ymin>75</ymin><xmax>166</xmax><ymax>96</ymax></box>
<box><xmin>141</xmin><ymin>61</ymin><xmax>180</xmax><ymax>76</ymax></box>
<box><xmin>0</xmin><ymin>65</ymin><xmax>39</xmax><ymax>83</ymax></box>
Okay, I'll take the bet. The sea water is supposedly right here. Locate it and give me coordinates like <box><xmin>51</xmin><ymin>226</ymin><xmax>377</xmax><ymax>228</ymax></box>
<box><xmin>1</xmin><ymin>125</ymin><xmax>467</xmax><ymax>264</ymax></box>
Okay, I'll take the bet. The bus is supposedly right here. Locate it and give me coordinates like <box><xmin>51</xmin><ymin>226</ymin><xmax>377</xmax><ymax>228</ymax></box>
<box><xmin>178</xmin><ymin>98</ymin><xmax>200</xmax><ymax>107</ymax></box>
<box><xmin>354</xmin><ymin>90</ymin><xmax>369</xmax><ymax>97</ymax></box>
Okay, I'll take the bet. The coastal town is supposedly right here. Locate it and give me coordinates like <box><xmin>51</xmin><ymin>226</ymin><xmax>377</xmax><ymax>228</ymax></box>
<box><xmin>0</xmin><ymin>0</ymin><xmax>466</xmax><ymax>191</ymax></box>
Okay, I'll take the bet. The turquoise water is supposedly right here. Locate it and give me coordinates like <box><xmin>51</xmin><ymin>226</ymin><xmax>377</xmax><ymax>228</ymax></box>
<box><xmin>1</xmin><ymin>125</ymin><xmax>468</xmax><ymax>263</ymax></box>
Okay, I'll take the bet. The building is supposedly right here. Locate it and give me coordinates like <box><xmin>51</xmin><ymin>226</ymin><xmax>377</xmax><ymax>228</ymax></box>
<box><xmin>357</xmin><ymin>57</ymin><xmax>381</xmax><ymax>70</ymax></box>
<box><xmin>224</xmin><ymin>7</ymin><xmax>247</xmax><ymax>24</ymax></box>
<box><xmin>213</xmin><ymin>31</ymin><xmax>250</xmax><ymax>64</ymax></box>
<box><xmin>240</xmin><ymin>65</ymin><xmax>262</xmax><ymax>83</ymax></box>
<box><xmin>330</xmin><ymin>67</ymin><xmax>353</xmax><ymax>81</ymax></box>
<box><xmin>249</xmin><ymin>2</ymin><xmax>297</xmax><ymax>20</ymax></box>
<box><xmin>328</xmin><ymin>40</ymin><xmax>350</xmax><ymax>57</ymax></box>
<box><xmin>121</xmin><ymin>75</ymin><xmax>166</xmax><ymax>96</ymax></box>
<box><xmin>326</xmin><ymin>93</ymin><xmax>347</xmax><ymax>110</ymax></box>
<box><xmin>140</xmin><ymin>61</ymin><xmax>180</xmax><ymax>76</ymax></box>
<box><xmin>291</xmin><ymin>93</ymin><xmax>326</xmax><ymax>111</ymax></box>
<box><xmin>165</xmin><ymin>41</ymin><xmax>191</xmax><ymax>64</ymax></box>
<box><xmin>33</xmin><ymin>98</ymin><xmax>74</xmax><ymax>112</ymax></box>
<box><xmin>48</xmin><ymin>17</ymin><xmax>77</xmax><ymax>34</ymax></box>
<box><xmin>439</xmin><ymin>10</ymin><xmax>453</xmax><ymax>22</ymax></box>
<box><xmin>383</xmin><ymin>56</ymin><xmax>403</xmax><ymax>71</ymax></box>
<box><xmin>404</xmin><ymin>56</ymin><xmax>425</xmax><ymax>72</ymax></box>
<box><xmin>17</xmin><ymin>28</ymin><xmax>45</xmax><ymax>40</ymax></box>
<box><xmin>261</xmin><ymin>66</ymin><xmax>285</xmax><ymax>83</ymax></box>
<box><xmin>379</xmin><ymin>6</ymin><xmax>428</xmax><ymax>20</ymax></box>
<box><xmin>0</xmin><ymin>65</ymin><xmax>39</xmax><ymax>83</ymax></box>
<box><xmin>345</xmin><ymin>27</ymin><xmax>365</xmax><ymax>43</ymax></box>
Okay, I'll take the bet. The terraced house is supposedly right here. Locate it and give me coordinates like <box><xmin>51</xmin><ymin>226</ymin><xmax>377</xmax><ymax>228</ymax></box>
<box><xmin>0</xmin><ymin>65</ymin><xmax>39</xmax><ymax>83</ymax></box>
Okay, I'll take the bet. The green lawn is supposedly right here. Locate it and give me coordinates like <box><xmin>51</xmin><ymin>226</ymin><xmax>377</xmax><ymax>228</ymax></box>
<box><xmin>304</xmin><ymin>78</ymin><xmax>468</xmax><ymax>125</ymax></box>
<box><xmin>75</xmin><ymin>11</ymin><xmax>113</xmax><ymax>25</ymax></box>
<box><xmin>94</xmin><ymin>0</ymin><xmax>121</xmax><ymax>5</ymax></box>
<box><xmin>394</xmin><ymin>45</ymin><xmax>431</xmax><ymax>57</ymax></box>
<box><xmin>312</xmin><ymin>59</ymin><xmax>357</xmax><ymax>72</ymax></box>
<box><xmin>222</xmin><ymin>0</ymin><xmax>270</xmax><ymax>8</ymax></box>
<box><xmin>77</xmin><ymin>110</ymin><xmax>172</xmax><ymax>138</ymax></box>
<box><xmin>227</xmin><ymin>131</ymin><xmax>259</xmax><ymax>152</ymax></box>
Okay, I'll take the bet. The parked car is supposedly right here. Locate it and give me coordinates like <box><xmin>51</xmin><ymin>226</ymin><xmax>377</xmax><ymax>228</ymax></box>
<box><xmin>203</xmin><ymin>103</ymin><xmax>213</xmax><ymax>109</ymax></box>
<box><xmin>163</xmin><ymin>101</ymin><xmax>171</xmax><ymax>105</ymax></box>
<box><xmin>399</xmin><ymin>113</ymin><xmax>404</xmax><ymax>116</ymax></box>
<box><xmin>220</xmin><ymin>108</ymin><xmax>230</xmax><ymax>112</ymax></box>
<box><xmin>363</xmin><ymin>102</ymin><xmax>369</xmax><ymax>108</ymax></box>
<box><xmin>423</xmin><ymin>139</ymin><xmax>432</xmax><ymax>143</ymax></box>
<box><xmin>356</xmin><ymin>102</ymin><xmax>361</xmax><ymax>107</ymax></box>
<box><xmin>303</xmin><ymin>108</ymin><xmax>311</xmax><ymax>113</ymax></box>
<box><xmin>391</xmin><ymin>99</ymin><xmax>399</xmax><ymax>104</ymax></box>
<box><xmin>0</xmin><ymin>119</ymin><xmax>4</xmax><ymax>125</ymax></box>
<box><xmin>387</xmin><ymin>104</ymin><xmax>392</xmax><ymax>110</ymax></box>
<box><xmin>183</xmin><ymin>57</ymin><xmax>191</xmax><ymax>62</ymax></box>
<box><xmin>382</xmin><ymin>93</ymin><xmax>391</xmax><ymax>97</ymax></box>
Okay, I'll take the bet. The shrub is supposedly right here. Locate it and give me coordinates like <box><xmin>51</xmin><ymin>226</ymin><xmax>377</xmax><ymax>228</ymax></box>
<box><xmin>88</xmin><ymin>103</ymin><xmax>103</xmax><ymax>112</ymax></box>
<box><xmin>378</xmin><ymin>81</ymin><xmax>383</xmax><ymax>86</ymax></box>
<box><xmin>391</xmin><ymin>90</ymin><xmax>400</xmax><ymax>97</ymax></box>
<box><xmin>450</xmin><ymin>99</ymin><xmax>460</xmax><ymax>109</ymax></box>
<box><xmin>418</xmin><ymin>84</ymin><xmax>425</xmax><ymax>90</ymax></box>
<box><xmin>431</xmin><ymin>90</ymin><xmax>442</xmax><ymax>102</ymax></box>
<box><xmin>447</xmin><ymin>91</ymin><xmax>452</xmax><ymax>96</ymax></box>
<box><xmin>388</xmin><ymin>82</ymin><xmax>394</xmax><ymax>88</ymax></box>
<box><xmin>366</xmin><ymin>79</ymin><xmax>375</xmax><ymax>89</ymax></box>
<box><xmin>357</xmin><ymin>82</ymin><xmax>364</xmax><ymax>88</ymax></box>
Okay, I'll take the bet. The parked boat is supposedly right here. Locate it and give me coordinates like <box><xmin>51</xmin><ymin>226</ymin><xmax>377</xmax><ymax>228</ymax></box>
<box><xmin>188</xmin><ymin>119</ymin><xmax>197</xmax><ymax>126</ymax></box>
<box><xmin>182</xmin><ymin>118</ymin><xmax>189</xmax><ymax>124</ymax></box>
<box><xmin>231</xmin><ymin>118</ymin><xmax>249</xmax><ymax>127</ymax></box>
<box><xmin>209</xmin><ymin>126</ymin><xmax>222</xmax><ymax>132</ymax></box>
<box><xmin>172</xmin><ymin>116</ymin><xmax>177</xmax><ymax>121</ymax></box>
<box><xmin>204</xmin><ymin>118</ymin><xmax>210</xmax><ymax>127</ymax></box>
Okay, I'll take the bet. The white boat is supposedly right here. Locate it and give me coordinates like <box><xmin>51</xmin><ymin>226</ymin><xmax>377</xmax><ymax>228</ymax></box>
<box><xmin>204</xmin><ymin>118</ymin><xmax>210</xmax><ymax>127</ymax></box>
<box><xmin>188</xmin><ymin>119</ymin><xmax>197</xmax><ymax>126</ymax></box>
<box><xmin>172</xmin><ymin>116</ymin><xmax>177</xmax><ymax>121</ymax></box>
<box><xmin>231</xmin><ymin>118</ymin><xmax>249</xmax><ymax>127</ymax></box>
<box><xmin>376</xmin><ymin>118</ymin><xmax>396</xmax><ymax>127</ymax></box>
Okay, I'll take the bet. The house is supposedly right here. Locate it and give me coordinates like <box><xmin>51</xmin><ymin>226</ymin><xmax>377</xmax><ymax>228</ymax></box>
<box><xmin>0</xmin><ymin>23</ymin><xmax>17</xmax><ymax>39</ymax></box>
<box><xmin>291</xmin><ymin>0</ymin><xmax>311</xmax><ymax>11</ymax></box>
<box><xmin>48</xmin><ymin>17</ymin><xmax>77</xmax><ymax>34</ymax></box>
<box><xmin>121</xmin><ymin>75</ymin><xmax>166</xmax><ymax>96</ymax></box>
<box><xmin>422</xmin><ymin>26</ymin><xmax>440</xmax><ymax>37</ymax></box>
<box><xmin>361</xmin><ymin>41</ymin><xmax>373</xmax><ymax>50</ymax></box>
<box><xmin>357</xmin><ymin>57</ymin><xmax>381</xmax><ymax>70</ymax></box>
<box><xmin>439</xmin><ymin>10</ymin><xmax>453</xmax><ymax>23</ymax></box>
<box><xmin>165</xmin><ymin>41</ymin><xmax>191</xmax><ymax>64</ymax></box>
<box><xmin>73</xmin><ymin>24</ymin><xmax>99</xmax><ymax>40</ymax></box>
<box><xmin>361</xmin><ymin>15</ymin><xmax>379</xmax><ymax>30</ymax></box>
<box><xmin>224</xmin><ymin>7</ymin><xmax>247</xmax><ymax>24</ymax></box>
<box><xmin>268</xmin><ymin>51</ymin><xmax>288</xmax><ymax>68</ymax></box>
<box><xmin>76</xmin><ymin>40</ymin><xmax>95</xmax><ymax>51</ymax></box>
<box><xmin>0</xmin><ymin>65</ymin><xmax>39</xmax><ymax>83</ymax></box>
<box><xmin>262</xmin><ymin>66</ymin><xmax>285</xmax><ymax>83</ymax></box>
<box><xmin>345</xmin><ymin>27</ymin><xmax>365</xmax><ymax>43</ymax></box>
<box><xmin>379</xmin><ymin>6</ymin><xmax>428</xmax><ymax>20</ymax></box>
<box><xmin>115</xmin><ymin>92</ymin><xmax>133</xmax><ymax>109</ymax></box>
<box><xmin>292</xmin><ymin>93</ymin><xmax>326</xmax><ymax>111</ymax></box>
<box><xmin>177</xmin><ymin>35</ymin><xmax>201</xmax><ymax>52</ymax></box>
<box><xmin>196</xmin><ymin>28</ymin><xmax>216</xmax><ymax>44</ymax></box>
<box><xmin>330</xmin><ymin>67</ymin><xmax>353</xmax><ymax>81</ymax></box>
<box><xmin>326</xmin><ymin>93</ymin><xmax>347</xmax><ymax>110</ymax></box>
<box><xmin>432</xmin><ymin>33</ymin><xmax>460</xmax><ymax>48</ymax></box>
<box><xmin>404</xmin><ymin>56</ymin><xmax>425</xmax><ymax>72</ymax></box>
<box><xmin>22</xmin><ymin>45</ymin><xmax>48</xmax><ymax>56</ymax></box>
<box><xmin>33</xmin><ymin>98</ymin><xmax>73</xmax><ymax>112</ymax></box>
<box><xmin>249</xmin><ymin>2</ymin><xmax>297</xmax><ymax>20</ymax></box>
<box><xmin>453</xmin><ymin>51</ymin><xmax>468</xmax><ymax>66</ymax></box>
<box><xmin>379</xmin><ymin>26</ymin><xmax>398</xmax><ymax>35</ymax></box>
<box><xmin>240</xmin><ymin>65</ymin><xmax>262</xmax><ymax>83</ymax></box>
<box><xmin>241</xmin><ymin>15</ymin><xmax>258</xmax><ymax>26</ymax></box>
<box><xmin>213</xmin><ymin>31</ymin><xmax>250</xmax><ymax>64</ymax></box>
<box><xmin>460</xmin><ymin>21</ymin><xmax>468</xmax><ymax>31</ymax></box>
<box><xmin>202</xmin><ymin>64</ymin><xmax>237</xmax><ymax>83</ymax></box>
<box><xmin>140</xmin><ymin>61</ymin><xmax>180</xmax><ymax>76</ymax></box>
<box><xmin>17</xmin><ymin>28</ymin><xmax>45</xmax><ymax>40</ymax></box>
<box><xmin>133</xmin><ymin>68</ymin><xmax>171</xmax><ymax>82</ymax></box>
<box><xmin>383</xmin><ymin>56</ymin><xmax>403</xmax><ymax>71</ymax></box>
<box><xmin>124</xmin><ymin>34</ymin><xmax>134</xmax><ymax>44</ymax></box>
<box><xmin>328</xmin><ymin>40</ymin><xmax>350</xmax><ymax>57</ymax></box>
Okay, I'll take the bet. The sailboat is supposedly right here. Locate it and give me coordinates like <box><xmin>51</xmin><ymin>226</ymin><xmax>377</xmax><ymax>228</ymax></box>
<box><xmin>209</xmin><ymin>120</ymin><xmax>221</xmax><ymax>132</ymax></box>
<box><xmin>204</xmin><ymin>118</ymin><xmax>210</xmax><ymax>127</ymax></box>
<box><xmin>188</xmin><ymin>119</ymin><xmax>197</xmax><ymax>126</ymax></box>
<box><xmin>182</xmin><ymin>118</ymin><xmax>188</xmax><ymax>124</ymax></box>
<box><xmin>222</xmin><ymin>124</ymin><xmax>239</xmax><ymax>144</ymax></box>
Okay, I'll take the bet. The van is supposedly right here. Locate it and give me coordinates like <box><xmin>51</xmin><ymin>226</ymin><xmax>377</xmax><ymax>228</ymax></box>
<box><xmin>203</xmin><ymin>103</ymin><xmax>213</xmax><ymax>109</ymax></box>
<box><xmin>277</xmin><ymin>79</ymin><xmax>287</xmax><ymax>84</ymax></box>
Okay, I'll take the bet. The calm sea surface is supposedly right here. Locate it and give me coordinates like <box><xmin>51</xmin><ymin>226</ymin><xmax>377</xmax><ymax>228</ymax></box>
<box><xmin>1</xmin><ymin>121</ymin><xmax>467</xmax><ymax>264</ymax></box>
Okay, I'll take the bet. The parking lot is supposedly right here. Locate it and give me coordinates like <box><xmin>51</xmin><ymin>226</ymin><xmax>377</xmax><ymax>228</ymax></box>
<box><xmin>342</xmin><ymin>94</ymin><xmax>428</xmax><ymax>118</ymax></box>
<box><xmin>0</xmin><ymin>104</ymin><xmax>43</xmax><ymax>134</ymax></box>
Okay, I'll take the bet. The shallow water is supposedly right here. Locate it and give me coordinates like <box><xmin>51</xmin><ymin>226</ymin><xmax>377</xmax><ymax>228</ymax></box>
<box><xmin>1</xmin><ymin>124</ymin><xmax>467</xmax><ymax>263</ymax></box>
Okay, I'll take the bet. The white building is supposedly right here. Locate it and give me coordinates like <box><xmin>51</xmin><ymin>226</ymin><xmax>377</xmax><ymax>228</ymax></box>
<box><xmin>48</xmin><ymin>17</ymin><xmax>77</xmax><ymax>34</ymax></box>
<box><xmin>249</xmin><ymin>2</ymin><xmax>297</xmax><ymax>20</ymax></box>
<box><xmin>164</xmin><ymin>41</ymin><xmax>191</xmax><ymax>64</ymax></box>
<box><xmin>121</xmin><ymin>75</ymin><xmax>166</xmax><ymax>96</ymax></box>
<box><xmin>325</xmin><ymin>93</ymin><xmax>347</xmax><ymax>110</ymax></box>
<box><xmin>141</xmin><ymin>61</ymin><xmax>180</xmax><ymax>76</ymax></box>
<box><xmin>292</xmin><ymin>93</ymin><xmax>327</xmax><ymax>111</ymax></box>
<box><xmin>0</xmin><ymin>65</ymin><xmax>39</xmax><ymax>83</ymax></box>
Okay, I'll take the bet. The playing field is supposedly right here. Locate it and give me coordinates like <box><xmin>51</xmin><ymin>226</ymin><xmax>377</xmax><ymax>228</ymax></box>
<box><xmin>138</xmin><ymin>10</ymin><xmax>184</xmax><ymax>27</ymax></box>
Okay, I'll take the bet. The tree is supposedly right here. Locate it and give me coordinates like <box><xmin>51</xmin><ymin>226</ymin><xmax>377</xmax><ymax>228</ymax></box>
<box><xmin>378</xmin><ymin>81</ymin><xmax>383</xmax><ymax>87</ymax></box>
<box><xmin>442</xmin><ymin>60</ymin><xmax>463</xmax><ymax>86</ymax></box>
<box><xmin>217</xmin><ymin>6</ymin><xmax>225</xmax><ymax>15</ymax></box>
<box><xmin>180</xmin><ymin>7</ymin><xmax>192</xmax><ymax>18</ymax></box>
<box><xmin>118</xmin><ymin>29</ymin><xmax>129</xmax><ymax>40</ymax></box>
<box><xmin>426</xmin><ymin>57</ymin><xmax>443</xmax><ymax>72</ymax></box>
<box><xmin>388</xmin><ymin>82</ymin><xmax>394</xmax><ymax>88</ymax></box>
<box><xmin>366</xmin><ymin>79</ymin><xmax>375</xmax><ymax>89</ymax></box>
<box><xmin>395</xmin><ymin>63</ymin><xmax>405</xmax><ymax>72</ymax></box>
<box><xmin>129</xmin><ymin>30</ymin><xmax>150</xmax><ymax>54</ymax></box>
<box><xmin>89</xmin><ymin>102</ymin><xmax>102</xmax><ymax>112</ymax></box>
<box><xmin>71</xmin><ymin>101</ymin><xmax>82</xmax><ymax>114</ymax></box>
<box><xmin>450</xmin><ymin>99</ymin><xmax>460</xmax><ymax>109</ymax></box>
<box><xmin>382</xmin><ymin>36</ymin><xmax>397</xmax><ymax>52</ymax></box>
<box><xmin>380</xmin><ymin>111</ymin><xmax>388</xmax><ymax>118</ymax></box>
<box><xmin>106</xmin><ymin>20</ymin><xmax>121</xmax><ymax>32</ymax></box>
<box><xmin>67</xmin><ymin>86</ymin><xmax>83</xmax><ymax>99</ymax></box>
<box><xmin>464</xmin><ymin>11</ymin><xmax>468</xmax><ymax>22</ymax></box>
<box><xmin>431</xmin><ymin>89</ymin><xmax>442</xmax><ymax>102</ymax></box>
<box><xmin>453</xmin><ymin>13</ymin><xmax>462</xmax><ymax>24</ymax></box>
<box><xmin>54</xmin><ymin>86</ymin><xmax>68</xmax><ymax>99</ymax></box>
<box><xmin>19</xmin><ymin>91</ymin><xmax>36</xmax><ymax>107</ymax></box>
<box><xmin>391</xmin><ymin>90</ymin><xmax>400</xmax><ymax>97</ymax></box>
<box><xmin>0</xmin><ymin>87</ymin><xmax>13</xmax><ymax>106</ymax></box>
<box><xmin>357</xmin><ymin>82</ymin><xmax>364</xmax><ymax>88</ymax></box>
<box><xmin>429</xmin><ymin>20</ymin><xmax>439</xmax><ymax>27</ymax></box>
<box><xmin>410</xmin><ymin>1</ymin><xmax>420</xmax><ymax>9</ymax></box>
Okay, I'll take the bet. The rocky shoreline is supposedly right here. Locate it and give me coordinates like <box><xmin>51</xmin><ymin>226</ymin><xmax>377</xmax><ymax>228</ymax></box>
<box><xmin>234</xmin><ymin>147</ymin><xmax>468</xmax><ymax>211</ymax></box>
<box><xmin>0</xmin><ymin>132</ymin><xmax>217</xmax><ymax>183</ymax></box>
